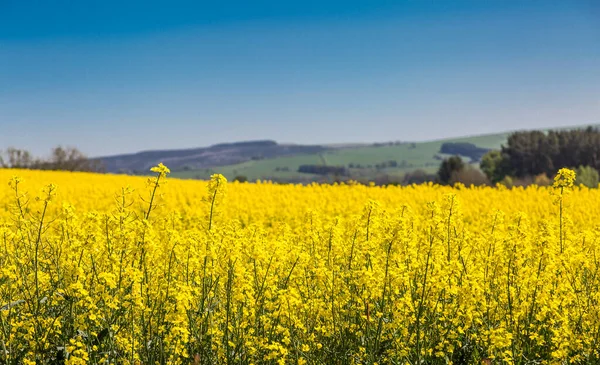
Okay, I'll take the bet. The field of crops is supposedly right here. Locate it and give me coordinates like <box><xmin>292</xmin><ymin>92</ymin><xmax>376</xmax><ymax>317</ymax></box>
<box><xmin>1</xmin><ymin>165</ymin><xmax>599</xmax><ymax>364</ymax></box>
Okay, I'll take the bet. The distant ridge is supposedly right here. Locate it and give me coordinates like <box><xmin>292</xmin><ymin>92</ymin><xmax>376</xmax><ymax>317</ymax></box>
<box><xmin>95</xmin><ymin>140</ymin><xmax>328</xmax><ymax>174</ymax></box>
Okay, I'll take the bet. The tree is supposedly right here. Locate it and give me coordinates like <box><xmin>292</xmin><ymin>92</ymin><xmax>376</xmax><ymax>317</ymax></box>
<box><xmin>0</xmin><ymin>146</ymin><xmax>104</xmax><ymax>172</ymax></box>
<box><xmin>437</xmin><ymin>156</ymin><xmax>465</xmax><ymax>185</ymax></box>
<box><xmin>480</xmin><ymin>150</ymin><xmax>507</xmax><ymax>184</ymax></box>
<box><xmin>575</xmin><ymin>165</ymin><xmax>599</xmax><ymax>188</ymax></box>
<box><xmin>41</xmin><ymin>146</ymin><xmax>104</xmax><ymax>172</ymax></box>
<box><xmin>0</xmin><ymin>147</ymin><xmax>36</xmax><ymax>168</ymax></box>
<box><xmin>233</xmin><ymin>175</ymin><xmax>248</xmax><ymax>183</ymax></box>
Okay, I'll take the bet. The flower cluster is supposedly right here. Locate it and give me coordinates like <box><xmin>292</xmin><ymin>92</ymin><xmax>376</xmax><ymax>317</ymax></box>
<box><xmin>553</xmin><ymin>167</ymin><xmax>576</xmax><ymax>189</ymax></box>
<box><xmin>150</xmin><ymin>162</ymin><xmax>171</xmax><ymax>177</ymax></box>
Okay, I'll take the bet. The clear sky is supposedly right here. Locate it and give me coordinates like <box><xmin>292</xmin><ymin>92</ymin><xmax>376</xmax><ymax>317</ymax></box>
<box><xmin>1</xmin><ymin>0</ymin><xmax>599</xmax><ymax>157</ymax></box>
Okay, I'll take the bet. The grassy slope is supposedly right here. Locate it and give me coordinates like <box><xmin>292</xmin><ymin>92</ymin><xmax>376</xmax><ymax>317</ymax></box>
<box><xmin>172</xmin><ymin>154</ymin><xmax>323</xmax><ymax>181</ymax></box>
<box><xmin>171</xmin><ymin>132</ymin><xmax>510</xmax><ymax>181</ymax></box>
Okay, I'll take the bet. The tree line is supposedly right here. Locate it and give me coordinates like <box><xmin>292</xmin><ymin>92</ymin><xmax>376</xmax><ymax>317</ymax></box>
<box><xmin>0</xmin><ymin>146</ymin><xmax>104</xmax><ymax>172</ymax></box>
<box><xmin>298</xmin><ymin>164</ymin><xmax>348</xmax><ymax>176</ymax></box>
<box><xmin>480</xmin><ymin>127</ymin><xmax>600</xmax><ymax>181</ymax></box>
<box><xmin>438</xmin><ymin>126</ymin><xmax>600</xmax><ymax>187</ymax></box>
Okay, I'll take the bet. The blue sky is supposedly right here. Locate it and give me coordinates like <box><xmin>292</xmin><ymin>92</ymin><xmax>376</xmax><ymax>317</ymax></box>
<box><xmin>1</xmin><ymin>0</ymin><xmax>598</xmax><ymax>157</ymax></box>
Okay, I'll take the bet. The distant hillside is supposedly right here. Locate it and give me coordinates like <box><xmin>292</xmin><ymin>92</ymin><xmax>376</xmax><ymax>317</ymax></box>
<box><xmin>169</xmin><ymin>132</ymin><xmax>509</xmax><ymax>182</ymax></box>
<box><xmin>96</xmin><ymin>140</ymin><xmax>329</xmax><ymax>174</ymax></box>
<box><xmin>96</xmin><ymin>124</ymin><xmax>598</xmax><ymax>182</ymax></box>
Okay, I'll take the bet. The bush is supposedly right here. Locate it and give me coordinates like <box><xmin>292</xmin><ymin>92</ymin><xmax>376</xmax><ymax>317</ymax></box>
<box><xmin>402</xmin><ymin>169</ymin><xmax>436</xmax><ymax>185</ymax></box>
<box><xmin>372</xmin><ymin>174</ymin><xmax>402</xmax><ymax>186</ymax></box>
<box><xmin>450</xmin><ymin>167</ymin><xmax>489</xmax><ymax>186</ymax></box>
<box><xmin>499</xmin><ymin>176</ymin><xmax>514</xmax><ymax>188</ymax></box>
<box><xmin>533</xmin><ymin>173</ymin><xmax>551</xmax><ymax>186</ymax></box>
<box><xmin>575</xmin><ymin>165</ymin><xmax>599</xmax><ymax>188</ymax></box>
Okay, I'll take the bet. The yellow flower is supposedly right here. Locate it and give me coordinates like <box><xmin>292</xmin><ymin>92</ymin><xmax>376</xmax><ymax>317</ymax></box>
<box><xmin>207</xmin><ymin>173</ymin><xmax>227</xmax><ymax>194</ymax></box>
<box><xmin>553</xmin><ymin>168</ymin><xmax>576</xmax><ymax>189</ymax></box>
<box><xmin>150</xmin><ymin>162</ymin><xmax>170</xmax><ymax>177</ymax></box>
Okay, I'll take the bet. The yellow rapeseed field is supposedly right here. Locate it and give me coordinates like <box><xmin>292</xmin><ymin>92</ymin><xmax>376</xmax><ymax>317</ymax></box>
<box><xmin>1</xmin><ymin>165</ymin><xmax>599</xmax><ymax>364</ymax></box>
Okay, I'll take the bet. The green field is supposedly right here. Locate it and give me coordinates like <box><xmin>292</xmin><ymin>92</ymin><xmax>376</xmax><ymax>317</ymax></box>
<box><xmin>171</xmin><ymin>132</ymin><xmax>509</xmax><ymax>182</ymax></box>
